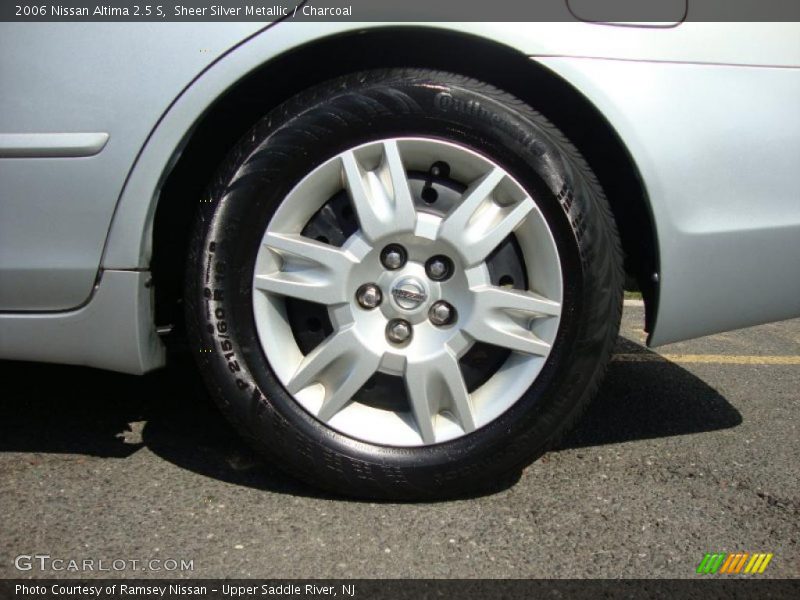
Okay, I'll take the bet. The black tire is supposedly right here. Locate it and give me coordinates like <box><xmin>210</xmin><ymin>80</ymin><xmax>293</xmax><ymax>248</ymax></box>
<box><xmin>185</xmin><ymin>69</ymin><xmax>623</xmax><ymax>500</ymax></box>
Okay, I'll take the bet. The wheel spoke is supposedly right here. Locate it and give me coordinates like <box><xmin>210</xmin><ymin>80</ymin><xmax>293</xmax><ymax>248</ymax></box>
<box><xmin>286</xmin><ymin>327</ymin><xmax>380</xmax><ymax>422</ymax></box>
<box><xmin>473</xmin><ymin>286</ymin><xmax>561</xmax><ymax>317</ymax></box>
<box><xmin>340</xmin><ymin>141</ymin><xmax>417</xmax><ymax>243</ymax></box>
<box><xmin>405</xmin><ymin>350</ymin><xmax>475</xmax><ymax>443</ymax></box>
<box><xmin>438</xmin><ymin>167</ymin><xmax>534</xmax><ymax>266</ymax></box>
<box><xmin>462</xmin><ymin>286</ymin><xmax>559</xmax><ymax>355</ymax></box>
<box><xmin>254</xmin><ymin>232</ymin><xmax>357</xmax><ymax>305</ymax></box>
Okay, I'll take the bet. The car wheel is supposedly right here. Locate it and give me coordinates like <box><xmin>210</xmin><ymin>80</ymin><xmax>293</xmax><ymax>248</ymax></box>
<box><xmin>185</xmin><ymin>69</ymin><xmax>623</xmax><ymax>499</ymax></box>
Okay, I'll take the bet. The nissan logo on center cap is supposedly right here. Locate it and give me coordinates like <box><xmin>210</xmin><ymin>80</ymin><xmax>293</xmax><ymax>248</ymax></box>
<box><xmin>391</xmin><ymin>278</ymin><xmax>427</xmax><ymax>310</ymax></box>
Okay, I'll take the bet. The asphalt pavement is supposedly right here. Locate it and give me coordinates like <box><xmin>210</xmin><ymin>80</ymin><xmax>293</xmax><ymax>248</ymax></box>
<box><xmin>1</xmin><ymin>304</ymin><xmax>798</xmax><ymax>579</ymax></box>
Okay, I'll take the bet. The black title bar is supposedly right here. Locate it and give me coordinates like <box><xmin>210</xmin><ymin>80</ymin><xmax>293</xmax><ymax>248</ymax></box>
<box><xmin>3</xmin><ymin>0</ymin><xmax>800</xmax><ymax>22</ymax></box>
<box><xmin>3</xmin><ymin>579</ymin><xmax>800</xmax><ymax>600</ymax></box>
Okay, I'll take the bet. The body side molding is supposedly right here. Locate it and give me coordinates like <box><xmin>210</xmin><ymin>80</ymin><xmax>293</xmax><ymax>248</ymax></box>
<box><xmin>0</xmin><ymin>132</ymin><xmax>109</xmax><ymax>158</ymax></box>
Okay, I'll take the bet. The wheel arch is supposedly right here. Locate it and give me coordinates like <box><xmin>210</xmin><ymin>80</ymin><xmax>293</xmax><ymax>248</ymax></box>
<box><xmin>146</xmin><ymin>26</ymin><xmax>659</xmax><ymax>332</ymax></box>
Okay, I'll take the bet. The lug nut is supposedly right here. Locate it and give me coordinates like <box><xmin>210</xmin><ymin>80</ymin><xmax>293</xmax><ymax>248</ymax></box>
<box><xmin>386</xmin><ymin>319</ymin><xmax>412</xmax><ymax>344</ymax></box>
<box><xmin>381</xmin><ymin>244</ymin><xmax>407</xmax><ymax>270</ymax></box>
<box><xmin>428</xmin><ymin>260</ymin><xmax>447</xmax><ymax>279</ymax></box>
<box><xmin>425</xmin><ymin>255</ymin><xmax>453</xmax><ymax>281</ymax></box>
<box><xmin>356</xmin><ymin>283</ymin><xmax>382</xmax><ymax>309</ymax></box>
<box><xmin>429</xmin><ymin>301</ymin><xmax>456</xmax><ymax>326</ymax></box>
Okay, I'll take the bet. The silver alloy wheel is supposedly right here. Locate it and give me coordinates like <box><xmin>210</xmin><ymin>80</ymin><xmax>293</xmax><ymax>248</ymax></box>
<box><xmin>252</xmin><ymin>138</ymin><xmax>563</xmax><ymax>446</ymax></box>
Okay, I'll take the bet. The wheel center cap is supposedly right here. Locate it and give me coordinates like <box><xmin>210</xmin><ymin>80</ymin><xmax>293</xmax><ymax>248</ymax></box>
<box><xmin>391</xmin><ymin>277</ymin><xmax>428</xmax><ymax>310</ymax></box>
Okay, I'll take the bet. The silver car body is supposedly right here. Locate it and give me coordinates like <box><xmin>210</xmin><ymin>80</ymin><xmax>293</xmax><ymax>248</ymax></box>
<box><xmin>1</xmin><ymin>21</ymin><xmax>799</xmax><ymax>373</ymax></box>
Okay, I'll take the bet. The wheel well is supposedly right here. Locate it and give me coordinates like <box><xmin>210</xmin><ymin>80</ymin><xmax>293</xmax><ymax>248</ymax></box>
<box><xmin>153</xmin><ymin>26</ymin><xmax>659</xmax><ymax>333</ymax></box>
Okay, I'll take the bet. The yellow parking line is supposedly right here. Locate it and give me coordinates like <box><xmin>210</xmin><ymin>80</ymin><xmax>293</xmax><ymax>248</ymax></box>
<box><xmin>613</xmin><ymin>354</ymin><xmax>800</xmax><ymax>365</ymax></box>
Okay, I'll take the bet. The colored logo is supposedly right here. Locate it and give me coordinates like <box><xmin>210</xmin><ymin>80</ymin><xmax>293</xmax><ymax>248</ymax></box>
<box><xmin>696</xmin><ymin>552</ymin><xmax>773</xmax><ymax>574</ymax></box>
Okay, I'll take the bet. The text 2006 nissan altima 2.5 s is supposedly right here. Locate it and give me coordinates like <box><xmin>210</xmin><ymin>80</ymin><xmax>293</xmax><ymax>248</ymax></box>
<box><xmin>0</xmin><ymin>20</ymin><xmax>798</xmax><ymax>499</ymax></box>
